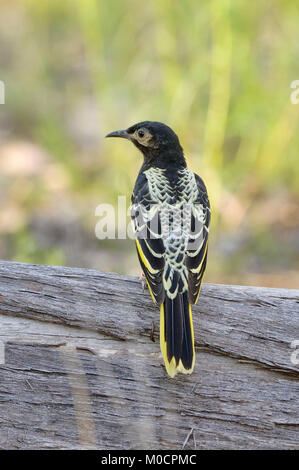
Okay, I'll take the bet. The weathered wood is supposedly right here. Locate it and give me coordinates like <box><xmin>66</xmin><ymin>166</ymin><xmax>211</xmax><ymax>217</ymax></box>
<box><xmin>0</xmin><ymin>260</ymin><xmax>298</xmax><ymax>449</ymax></box>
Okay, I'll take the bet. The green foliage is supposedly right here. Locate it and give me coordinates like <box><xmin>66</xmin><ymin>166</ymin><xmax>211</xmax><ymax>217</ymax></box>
<box><xmin>0</xmin><ymin>0</ymin><xmax>298</xmax><ymax>285</ymax></box>
<box><xmin>11</xmin><ymin>227</ymin><xmax>65</xmax><ymax>266</ymax></box>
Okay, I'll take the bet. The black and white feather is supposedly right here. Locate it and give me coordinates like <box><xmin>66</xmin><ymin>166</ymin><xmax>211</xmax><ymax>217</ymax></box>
<box><xmin>131</xmin><ymin>167</ymin><xmax>210</xmax><ymax>306</ymax></box>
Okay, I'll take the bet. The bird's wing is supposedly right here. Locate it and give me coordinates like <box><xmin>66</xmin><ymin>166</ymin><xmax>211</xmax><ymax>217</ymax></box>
<box><xmin>186</xmin><ymin>173</ymin><xmax>210</xmax><ymax>304</ymax></box>
<box><xmin>131</xmin><ymin>172</ymin><xmax>165</xmax><ymax>305</ymax></box>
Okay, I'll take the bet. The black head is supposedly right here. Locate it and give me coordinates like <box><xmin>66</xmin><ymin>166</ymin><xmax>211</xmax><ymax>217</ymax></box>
<box><xmin>106</xmin><ymin>121</ymin><xmax>185</xmax><ymax>167</ymax></box>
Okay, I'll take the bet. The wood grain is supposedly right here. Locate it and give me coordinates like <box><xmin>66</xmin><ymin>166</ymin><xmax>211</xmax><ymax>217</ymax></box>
<box><xmin>0</xmin><ymin>260</ymin><xmax>298</xmax><ymax>449</ymax></box>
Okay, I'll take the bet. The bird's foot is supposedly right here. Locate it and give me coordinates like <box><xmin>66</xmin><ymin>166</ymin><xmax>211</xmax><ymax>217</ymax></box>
<box><xmin>139</xmin><ymin>272</ymin><xmax>147</xmax><ymax>292</ymax></box>
<box><xmin>150</xmin><ymin>321</ymin><xmax>156</xmax><ymax>342</ymax></box>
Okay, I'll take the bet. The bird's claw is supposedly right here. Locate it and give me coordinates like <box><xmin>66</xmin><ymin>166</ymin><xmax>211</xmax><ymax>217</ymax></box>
<box><xmin>139</xmin><ymin>272</ymin><xmax>147</xmax><ymax>292</ymax></box>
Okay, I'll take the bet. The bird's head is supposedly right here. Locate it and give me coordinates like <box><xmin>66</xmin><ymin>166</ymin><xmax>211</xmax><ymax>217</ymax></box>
<box><xmin>106</xmin><ymin>121</ymin><xmax>185</xmax><ymax>166</ymax></box>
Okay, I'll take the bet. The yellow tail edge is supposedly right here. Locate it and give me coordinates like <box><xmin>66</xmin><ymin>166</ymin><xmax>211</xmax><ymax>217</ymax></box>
<box><xmin>160</xmin><ymin>303</ymin><xmax>195</xmax><ymax>378</ymax></box>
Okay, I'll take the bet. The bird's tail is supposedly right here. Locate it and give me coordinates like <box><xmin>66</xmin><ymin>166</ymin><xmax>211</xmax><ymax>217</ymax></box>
<box><xmin>160</xmin><ymin>291</ymin><xmax>195</xmax><ymax>378</ymax></box>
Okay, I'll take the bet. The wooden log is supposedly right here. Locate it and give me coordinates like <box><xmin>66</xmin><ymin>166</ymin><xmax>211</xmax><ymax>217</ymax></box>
<box><xmin>0</xmin><ymin>260</ymin><xmax>298</xmax><ymax>449</ymax></box>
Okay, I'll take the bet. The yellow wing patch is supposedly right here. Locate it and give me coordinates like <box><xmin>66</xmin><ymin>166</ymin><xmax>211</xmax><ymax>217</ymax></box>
<box><xmin>135</xmin><ymin>239</ymin><xmax>157</xmax><ymax>304</ymax></box>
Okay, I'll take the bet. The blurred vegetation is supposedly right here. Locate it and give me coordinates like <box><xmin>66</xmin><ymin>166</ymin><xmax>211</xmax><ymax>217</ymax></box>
<box><xmin>0</xmin><ymin>0</ymin><xmax>298</xmax><ymax>287</ymax></box>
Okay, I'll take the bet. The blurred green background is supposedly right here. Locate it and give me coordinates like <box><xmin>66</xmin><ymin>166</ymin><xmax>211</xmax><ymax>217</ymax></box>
<box><xmin>0</xmin><ymin>0</ymin><xmax>298</xmax><ymax>287</ymax></box>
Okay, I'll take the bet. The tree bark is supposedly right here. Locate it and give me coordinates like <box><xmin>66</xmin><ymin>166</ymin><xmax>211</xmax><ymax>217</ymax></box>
<box><xmin>0</xmin><ymin>260</ymin><xmax>298</xmax><ymax>449</ymax></box>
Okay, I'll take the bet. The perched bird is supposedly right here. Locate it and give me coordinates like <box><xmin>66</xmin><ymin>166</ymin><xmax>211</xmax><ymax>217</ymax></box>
<box><xmin>106</xmin><ymin>121</ymin><xmax>210</xmax><ymax>378</ymax></box>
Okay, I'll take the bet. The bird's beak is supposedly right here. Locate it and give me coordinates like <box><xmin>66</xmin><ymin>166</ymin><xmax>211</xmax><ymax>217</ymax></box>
<box><xmin>105</xmin><ymin>129</ymin><xmax>131</xmax><ymax>140</ymax></box>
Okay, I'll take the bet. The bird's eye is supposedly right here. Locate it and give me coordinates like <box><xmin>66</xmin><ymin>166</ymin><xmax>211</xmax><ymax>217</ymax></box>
<box><xmin>138</xmin><ymin>130</ymin><xmax>145</xmax><ymax>138</ymax></box>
